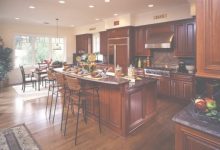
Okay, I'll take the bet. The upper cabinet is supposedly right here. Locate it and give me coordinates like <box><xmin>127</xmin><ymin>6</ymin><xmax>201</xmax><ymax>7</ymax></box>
<box><xmin>196</xmin><ymin>0</ymin><xmax>220</xmax><ymax>79</ymax></box>
<box><xmin>100</xmin><ymin>31</ymin><xmax>107</xmax><ymax>56</ymax></box>
<box><xmin>174</xmin><ymin>19</ymin><xmax>196</xmax><ymax>57</ymax></box>
<box><xmin>76</xmin><ymin>34</ymin><xmax>92</xmax><ymax>54</ymax></box>
<box><xmin>134</xmin><ymin>26</ymin><xmax>151</xmax><ymax>56</ymax></box>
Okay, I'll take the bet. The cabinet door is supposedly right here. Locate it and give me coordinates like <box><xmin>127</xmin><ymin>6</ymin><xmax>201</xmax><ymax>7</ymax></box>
<box><xmin>100</xmin><ymin>31</ymin><xmax>107</xmax><ymax>55</ymax></box>
<box><xmin>174</xmin><ymin>19</ymin><xmax>195</xmax><ymax>57</ymax></box>
<box><xmin>134</xmin><ymin>27</ymin><xmax>150</xmax><ymax>56</ymax></box>
<box><xmin>183</xmin><ymin>81</ymin><xmax>193</xmax><ymax>100</ymax></box>
<box><xmin>175</xmin><ymin>124</ymin><xmax>220</xmax><ymax>150</ymax></box>
<box><xmin>116</xmin><ymin>45</ymin><xmax>128</xmax><ymax>73</ymax></box>
<box><xmin>197</xmin><ymin>0</ymin><xmax>220</xmax><ymax>79</ymax></box>
<box><xmin>76</xmin><ymin>34</ymin><xmax>92</xmax><ymax>53</ymax></box>
<box><xmin>158</xmin><ymin>77</ymin><xmax>170</xmax><ymax>96</ymax></box>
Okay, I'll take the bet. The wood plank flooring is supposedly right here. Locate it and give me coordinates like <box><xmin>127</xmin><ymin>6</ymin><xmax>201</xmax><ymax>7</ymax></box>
<box><xmin>0</xmin><ymin>86</ymin><xmax>187</xmax><ymax>150</ymax></box>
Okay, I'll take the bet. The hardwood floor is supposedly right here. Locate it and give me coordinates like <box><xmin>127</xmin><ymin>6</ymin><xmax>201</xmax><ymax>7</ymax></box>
<box><xmin>0</xmin><ymin>86</ymin><xmax>187</xmax><ymax>150</ymax></box>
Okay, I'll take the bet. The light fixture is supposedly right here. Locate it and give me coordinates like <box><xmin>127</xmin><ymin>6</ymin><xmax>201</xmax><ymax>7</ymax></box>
<box><xmin>105</xmin><ymin>0</ymin><xmax>110</xmax><ymax>3</ymax></box>
<box><xmin>58</xmin><ymin>0</ymin><xmax>65</xmax><ymax>4</ymax></box>
<box><xmin>29</xmin><ymin>5</ymin><xmax>35</xmax><ymax>9</ymax></box>
<box><xmin>89</xmin><ymin>5</ymin><xmax>95</xmax><ymax>8</ymax></box>
<box><xmin>148</xmin><ymin>4</ymin><xmax>154</xmax><ymax>8</ymax></box>
<box><xmin>114</xmin><ymin>13</ymin><xmax>118</xmax><ymax>16</ymax></box>
<box><xmin>53</xmin><ymin>18</ymin><xmax>61</xmax><ymax>50</ymax></box>
<box><xmin>15</xmin><ymin>17</ymin><xmax>20</xmax><ymax>20</ymax></box>
<box><xmin>95</xmin><ymin>18</ymin><xmax>100</xmax><ymax>21</ymax></box>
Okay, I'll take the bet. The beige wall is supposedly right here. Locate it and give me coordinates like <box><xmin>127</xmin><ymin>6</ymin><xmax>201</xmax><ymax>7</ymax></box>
<box><xmin>73</xmin><ymin>3</ymin><xmax>193</xmax><ymax>35</ymax></box>
<box><xmin>0</xmin><ymin>20</ymin><xmax>75</xmax><ymax>85</ymax></box>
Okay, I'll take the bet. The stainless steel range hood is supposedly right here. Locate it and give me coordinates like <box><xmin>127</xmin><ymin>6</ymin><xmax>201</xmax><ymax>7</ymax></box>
<box><xmin>145</xmin><ymin>32</ymin><xmax>174</xmax><ymax>49</ymax></box>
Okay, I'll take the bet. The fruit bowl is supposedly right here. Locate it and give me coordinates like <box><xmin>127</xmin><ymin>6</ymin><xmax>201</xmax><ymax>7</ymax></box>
<box><xmin>193</xmin><ymin>97</ymin><xmax>220</xmax><ymax>123</ymax></box>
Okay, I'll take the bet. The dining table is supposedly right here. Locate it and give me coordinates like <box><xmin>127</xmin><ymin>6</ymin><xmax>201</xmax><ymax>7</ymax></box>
<box><xmin>31</xmin><ymin>69</ymin><xmax>48</xmax><ymax>91</ymax></box>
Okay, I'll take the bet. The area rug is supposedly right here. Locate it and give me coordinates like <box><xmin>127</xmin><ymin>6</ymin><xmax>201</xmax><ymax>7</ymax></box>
<box><xmin>0</xmin><ymin>124</ymin><xmax>41</xmax><ymax>150</ymax></box>
<box><xmin>12</xmin><ymin>85</ymin><xmax>49</xmax><ymax>101</ymax></box>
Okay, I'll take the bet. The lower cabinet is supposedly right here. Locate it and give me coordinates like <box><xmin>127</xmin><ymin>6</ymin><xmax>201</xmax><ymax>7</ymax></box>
<box><xmin>157</xmin><ymin>74</ymin><xmax>194</xmax><ymax>100</ymax></box>
<box><xmin>157</xmin><ymin>77</ymin><xmax>171</xmax><ymax>97</ymax></box>
<box><xmin>175</xmin><ymin>124</ymin><xmax>220</xmax><ymax>150</ymax></box>
<box><xmin>170</xmin><ymin>74</ymin><xmax>194</xmax><ymax>100</ymax></box>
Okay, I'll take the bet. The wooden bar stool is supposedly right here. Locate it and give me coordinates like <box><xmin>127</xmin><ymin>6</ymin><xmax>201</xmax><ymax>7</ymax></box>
<box><xmin>45</xmin><ymin>70</ymin><xmax>56</xmax><ymax>116</ymax></box>
<box><xmin>62</xmin><ymin>76</ymin><xmax>101</xmax><ymax>145</ymax></box>
<box><xmin>49</xmin><ymin>72</ymin><xmax>68</xmax><ymax>123</ymax></box>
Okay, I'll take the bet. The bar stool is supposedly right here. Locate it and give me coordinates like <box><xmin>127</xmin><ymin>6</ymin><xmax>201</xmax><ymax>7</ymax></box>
<box><xmin>45</xmin><ymin>70</ymin><xmax>56</xmax><ymax>116</ymax></box>
<box><xmin>62</xmin><ymin>76</ymin><xmax>101</xmax><ymax>145</ymax></box>
<box><xmin>49</xmin><ymin>72</ymin><xmax>68</xmax><ymax>123</ymax></box>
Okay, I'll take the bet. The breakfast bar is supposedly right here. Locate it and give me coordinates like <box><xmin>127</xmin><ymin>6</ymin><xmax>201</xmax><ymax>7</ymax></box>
<box><xmin>55</xmin><ymin>68</ymin><xmax>157</xmax><ymax>136</ymax></box>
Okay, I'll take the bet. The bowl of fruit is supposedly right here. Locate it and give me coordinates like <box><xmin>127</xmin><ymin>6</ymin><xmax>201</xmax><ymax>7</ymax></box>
<box><xmin>193</xmin><ymin>97</ymin><xmax>220</xmax><ymax>123</ymax></box>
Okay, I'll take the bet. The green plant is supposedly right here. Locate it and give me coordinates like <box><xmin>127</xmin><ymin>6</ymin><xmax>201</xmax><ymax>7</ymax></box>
<box><xmin>0</xmin><ymin>45</ymin><xmax>13</xmax><ymax>80</ymax></box>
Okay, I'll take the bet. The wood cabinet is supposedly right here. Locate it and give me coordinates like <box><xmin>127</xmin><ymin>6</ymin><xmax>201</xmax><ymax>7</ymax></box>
<box><xmin>107</xmin><ymin>27</ymin><xmax>134</xmax><ymax>73</ymax></box>
<box><xmin>175</xmin><ymin>124</ymin><xmax>220</xmax><ymax>150</ymax></box>
<box><xmin>157</xmin><ymin>77</ymin><xmax>171</xmax><ymax>97</ymax></box>
<box><xmin>76</xmin><ymin>34</ymin><xmax>92</xmax><ymax>54</ymax></box>
<box><xmin>100</xmin><ymin>31</ymin><xmax>107</xmax><ymax>55</ymax></box>
<box><xmin>196</xmin><ymin>0</ymin><xmax>220</xmax><ymax>79</ymax></box>
<box><xmin>134</xmin><ymin>26</ymin><xmax>151</xmax><ymax>56</ymax></box>
<box><xmin>174</xmin><ymin>19</ymin><xmax>196</xmax><ymax>57</ymax></box>
<box><xmin>171</xmin><ymin>74</ymin><xmax>194</xmax><ymax>100</ymax></box>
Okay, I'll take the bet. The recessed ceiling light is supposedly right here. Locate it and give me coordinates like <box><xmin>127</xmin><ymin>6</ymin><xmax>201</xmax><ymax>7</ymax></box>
<box><xmin>95</xmin><ymin>18</ymin><xmax>100</xmax><ymax>21</ymax></box>
<box><xmin>29</xmin><ymin>5</ymin><xmax>35</xmax><ymax>9</ymax></box>
<box><xmin>71</xmin><ymin>25</ymin><xmax>75</xmax><ymax>27</ymax></box>
<box><xmin>58</xmin><ymin>0</ymin><xmax>65</xmax><ymax>4</ymax></box>
<box><xmin>114</xmin><ymin>13</ymin><xmax>118</xmax><ymax>16</ymax></box>
<box><xmin>89</xmin><ymin>5</ymin><xmax>95</xmax><ymax>8</ymax></box>
<box><xmin>148</xmin><ymin>4</ymin><xmax>154</xmax><ymax>8</ymax></box>
<box><xmin>15</xmin><ymin>17</ymin><xmax>20</xmax><ymax>20</ymax></box>
<box><xmin>105</xmin><ymin>0</ymin><xmax>110</xmax><ymax>3</ymax></box>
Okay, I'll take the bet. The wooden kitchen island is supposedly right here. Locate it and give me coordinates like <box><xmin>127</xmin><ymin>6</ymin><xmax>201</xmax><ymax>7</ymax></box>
<box><xmin>56</xmin><ymin>69</ymin><xmax>157</xmax><ymax>136</ymax></box>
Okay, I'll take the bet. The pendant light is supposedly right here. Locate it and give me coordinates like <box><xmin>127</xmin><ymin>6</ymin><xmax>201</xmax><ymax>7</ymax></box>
<box><xmin>53</xmin><ymin>18</ymin><xmax>61</xmax><ymax>50</ymax></box>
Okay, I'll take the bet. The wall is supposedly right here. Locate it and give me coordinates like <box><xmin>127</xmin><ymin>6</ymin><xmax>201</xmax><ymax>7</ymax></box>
<box><xmin>73</xmin><ymin>3</ymin><xmax>193</xmax><ymax>35</ymax></box>
<box><xmin>0</xmin><ymin>20</ymin><xmax>75</xmax><ymax>85</ymax></box>
<box><xmin>134</xmin><ymin>3</ymin><xmax>192</xmax><ymax>26</ymax></box>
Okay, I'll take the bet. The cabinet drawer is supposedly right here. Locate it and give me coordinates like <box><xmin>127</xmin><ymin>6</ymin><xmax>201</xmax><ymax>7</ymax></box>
<box><xmin>108</xmin><ymin>28</ymin><xmax>130</xmax><ymax>38</ymax></box>
<box><xmin>171</xmin><ymin>74</ymin><xmax>193</xmax><ymax>82</ymax></box>
<box><xmin>108</xmin><ymin>38</ymin><xmax>128</xmax><ymax>45</ymax></box>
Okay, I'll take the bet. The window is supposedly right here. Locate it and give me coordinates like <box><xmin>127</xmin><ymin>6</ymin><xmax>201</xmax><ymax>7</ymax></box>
<box><xmin>92</xmin><ymin>33</ymin><xmax>100</xmax><ymax>53</ymax></box>
<box><xmin>15</xmin><ymin>35</ymin><xmax>66</xmax><ymax>67</ymax></box>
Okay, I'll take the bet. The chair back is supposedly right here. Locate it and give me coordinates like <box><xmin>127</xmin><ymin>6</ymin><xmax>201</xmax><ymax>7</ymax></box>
<box><xmin>47</xmin><ymin>70</ymin><xmax>55</xmax><ymax>80</ymax></box>
<box><xmin>55</xmin><ymin>73</ymin><xmax>66</xmax><ymax>87</ymax></box>
<box><xmin>19</xmin><ymin>66</ymin><xmax>25</xmax><ymax>82</ymax></box>
<box><xmin>38</xmin><ymin>63</ymin><xmax>48</xmax><ymax>70</ymax></box>
<box><xmin>65</xmin><ymin>76</ymin><xmax>81</xmax><ymax>91</ymax></box>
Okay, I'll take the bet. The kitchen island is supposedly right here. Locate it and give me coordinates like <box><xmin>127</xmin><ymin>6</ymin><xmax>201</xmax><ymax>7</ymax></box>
<box><xmin>55</xmin><ymin>68</ymin><xmax>157</xmax><ymax>136</ymax></box>
<box><xmin>172</xmin><ymin>104</ymin><xmax>220</xmax><ymax>150</ymax></box>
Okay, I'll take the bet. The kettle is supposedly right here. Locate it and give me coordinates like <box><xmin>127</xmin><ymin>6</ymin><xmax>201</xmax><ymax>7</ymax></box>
<box><xmin>178</xmin><ymin>61</ymin><xmax>187</xmax><ymax>73</ymax></box>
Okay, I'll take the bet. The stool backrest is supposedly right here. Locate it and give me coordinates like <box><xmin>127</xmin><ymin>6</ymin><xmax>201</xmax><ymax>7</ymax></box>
<box><xmin>47</xmin><ymin>70</ymin><xmax>55</xmax><ymax>80</ymax></box>
<box><xmin>55</xmin><ymin>73</ymin><xmax>65</xmax><ymax>86</ymax></box>
<box><xmin>65</xmin><ymin>76</ymin><xmax>81</xmax><ymax>91</ymax></box>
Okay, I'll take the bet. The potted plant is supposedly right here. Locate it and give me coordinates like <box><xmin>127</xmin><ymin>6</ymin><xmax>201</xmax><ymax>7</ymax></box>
<box><xmin>0</xmin><ymin>37</ymin><xmax>13</xmax><ymax>88</ymax></box>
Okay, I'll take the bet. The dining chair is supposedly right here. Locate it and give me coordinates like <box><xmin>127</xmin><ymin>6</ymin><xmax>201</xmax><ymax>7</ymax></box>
<box><xmin>62</xmin><ymin>76</ymin><xmax>101</xmax><ymax>145</ymax></box>
<box><xmin>19</xmin><ymin>65</ymin><xmax>37</xmax><ymax>92</ymax></box>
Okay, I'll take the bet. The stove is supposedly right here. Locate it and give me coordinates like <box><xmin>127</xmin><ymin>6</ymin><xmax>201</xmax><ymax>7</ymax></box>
<box><xmin>144</xmin><ymin>67</ymin><xmax>173</xmax><ymax>77</ymax></box>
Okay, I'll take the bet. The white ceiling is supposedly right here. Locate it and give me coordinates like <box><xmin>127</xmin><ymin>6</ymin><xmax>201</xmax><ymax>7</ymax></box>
<box><xmin>0</xmin><ymin>0</ymin><xmax>189</xmax><ymax>27</ymax></box>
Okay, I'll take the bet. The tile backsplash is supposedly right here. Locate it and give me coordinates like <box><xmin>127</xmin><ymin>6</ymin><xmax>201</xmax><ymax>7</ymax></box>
<box><xmin>150</xmin><ymin>49</ymin><xmax>195</xmax><ymax>69</ymax></box>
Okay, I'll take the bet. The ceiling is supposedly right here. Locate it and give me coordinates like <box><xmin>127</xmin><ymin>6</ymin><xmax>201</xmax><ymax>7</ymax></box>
<box><xmin>0</xmin><ymin>0</ymin><xmax>189</xmax><ymax>27</ymax></box>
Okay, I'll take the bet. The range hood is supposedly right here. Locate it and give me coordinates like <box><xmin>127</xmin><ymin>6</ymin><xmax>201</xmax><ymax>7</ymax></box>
<box><xmin>145</xmin><ymin>32</ymin><xmax>174</xmax><ymax>49</ymax></box>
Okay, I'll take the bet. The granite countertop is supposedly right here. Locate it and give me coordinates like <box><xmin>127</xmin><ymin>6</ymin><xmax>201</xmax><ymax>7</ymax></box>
<box><xmin>127</xmin><ymin>78</ymin><xmax>157</xmax><ymax>90</ymax></box>
<box><xmin>54</xmin><ymin>68</ymin><xmax>129</xmax><ymax>85</ymax></box>
<box><xmin>172</xmin><ymin>103</ymin><xmax>220</xmax><ymax>138</ymax></box>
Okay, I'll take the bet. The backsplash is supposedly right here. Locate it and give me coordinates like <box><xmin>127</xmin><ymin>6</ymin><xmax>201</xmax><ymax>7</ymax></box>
<box><xmin>150</xmin><ymin>49</ymin><xmax>195</xmax><ymax>69</ymax></box>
